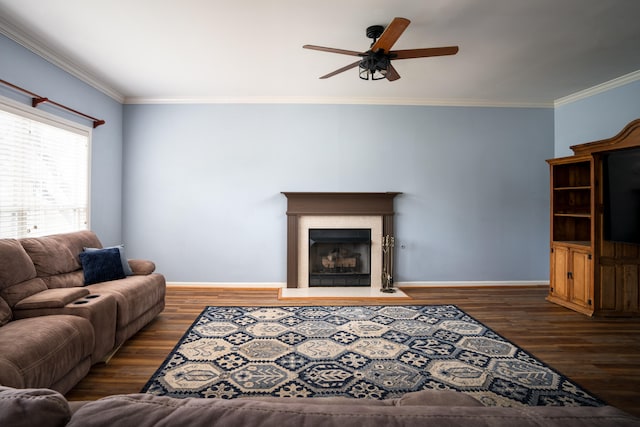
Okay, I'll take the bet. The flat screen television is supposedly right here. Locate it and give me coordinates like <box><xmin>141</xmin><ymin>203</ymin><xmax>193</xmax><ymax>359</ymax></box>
<box><xmin>603</xmin><ymin>147</ymin><xmax>640</xmax><ymax>244</ymax></box>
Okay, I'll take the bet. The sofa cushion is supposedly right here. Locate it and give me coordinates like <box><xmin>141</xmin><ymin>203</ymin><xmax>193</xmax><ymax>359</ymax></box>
<box><xmin>20</xmin><ymin>230</ymin><xmax>102</xmax><ymax>277</ymax></box>
<box><xmin>395</xmin><ymin>389</ymin><xmax>484</xmax><ymax>407</ymax></box>
<box><xmin>43</xmin><ymin>270</ymin><xmax>85</xmax><ymax>289</ymax></box>
<box><xmin>0</xmin><ymin>386</ymin><xmax>71</xmax><ymax>427</ymax></box>
<box><xmin>241</xmin><ymin>390</ymin><xmax>483</xmax><ymax>407</ymax></box>
<box><xmin>14</xmin><ymin>288</ymin><xmax>90</xmax><ymax>310</ymax></box>
<box><xmin>79</xmin><ymin>248</ymin><xmax>125</xmax><ymax>285</ymax></box>
<box><xmin>0</xmin><ymin>239</ymin><xmax>37</xmax><ymax>290</ymax></box>
<box><xmin>0</xmin><ymin>296</ymin><xmax>11</xmax><ymax>326</ymax></box>
<box><xmin>87</xmin><ymin>274</ymin><xmax>165</xmax><ymax>329</ymax></box>
<box><xmin>0</xmin><ymin>315</ymin><xmax>94</xmax><ymax>389</ymax></box>
<box><xmin>20</xmin><ymin>237</ymin><xmax>78</xmax><ymax>277</ymax></box>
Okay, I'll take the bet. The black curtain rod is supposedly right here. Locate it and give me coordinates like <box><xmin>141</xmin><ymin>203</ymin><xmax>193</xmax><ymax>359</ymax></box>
<box><xmin>0</xmin><ymin>78</ymin><xmax>105</xmax><ymax>128</ymax></box>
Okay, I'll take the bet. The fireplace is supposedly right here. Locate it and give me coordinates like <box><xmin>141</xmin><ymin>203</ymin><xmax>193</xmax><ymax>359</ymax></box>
<box><xmin>309</xmin><ymin>228</ymin><xmax>371</xmax><ymax>287</ymax></box>
<box><xmin>282</xmin><ymin>192</ymin><xmax>401</xmax><ymax>289</ymax></box>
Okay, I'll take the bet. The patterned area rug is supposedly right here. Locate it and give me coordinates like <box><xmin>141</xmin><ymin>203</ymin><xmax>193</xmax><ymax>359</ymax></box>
<box><xmin>142</xmin><ymin>305</ymin><xmax>603</xmax><ymax>407</ymax></box>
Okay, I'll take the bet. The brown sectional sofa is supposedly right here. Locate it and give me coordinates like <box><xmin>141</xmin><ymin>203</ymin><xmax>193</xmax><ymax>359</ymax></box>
<box><xmin>0</xmin><ymin>231</ymin><xmax>166</xmax><ymax>393</ymax></box>
<box><xmin>1</xmin><ymin>386</ymin><xmax>639</xmax><ymax>427</ymax></box>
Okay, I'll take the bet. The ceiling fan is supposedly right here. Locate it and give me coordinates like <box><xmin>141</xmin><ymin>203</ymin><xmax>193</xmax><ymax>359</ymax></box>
<box><xmin>303</xmin><ymin>17</ymin><xmax>458</xmax><ymax>81</ymax></box>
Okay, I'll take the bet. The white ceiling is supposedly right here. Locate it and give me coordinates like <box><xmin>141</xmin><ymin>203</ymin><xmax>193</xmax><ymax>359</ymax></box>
<box><xmin>1</xmin><ymin>0</ymin><xmax>640</xmax><ymax>106</ymax></box>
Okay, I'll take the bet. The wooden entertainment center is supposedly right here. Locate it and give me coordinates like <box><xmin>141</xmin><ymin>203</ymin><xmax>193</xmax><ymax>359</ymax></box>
<box><xmin>547</xmin><ymin>118</ymin><xmax>640</xmax><ymax>316</ymax></box>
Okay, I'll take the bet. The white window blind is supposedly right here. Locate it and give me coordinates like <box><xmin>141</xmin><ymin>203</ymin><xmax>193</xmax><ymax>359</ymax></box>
<box><xmin>0</xmin><ymin>99</ymin><xmax>90</xmax><ymax>239</ymax></box>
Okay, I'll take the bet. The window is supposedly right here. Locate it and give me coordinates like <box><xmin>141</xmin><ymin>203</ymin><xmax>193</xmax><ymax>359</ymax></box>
<box><xmin>0</xmin><ymin>98</ymin><xmax>90</xmax><ymax>239</ymax></box>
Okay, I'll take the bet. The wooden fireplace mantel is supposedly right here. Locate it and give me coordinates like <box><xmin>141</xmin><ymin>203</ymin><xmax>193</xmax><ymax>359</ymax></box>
<box><xmin>282</xmin><ymin>192</ymin><xmax>402</xmax><ymax>288</ymax></box>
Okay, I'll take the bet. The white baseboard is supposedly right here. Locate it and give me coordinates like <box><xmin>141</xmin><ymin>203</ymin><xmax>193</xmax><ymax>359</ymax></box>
<box><xmin>397</xmin><ymin>280</ymin><xmax>549</xmax><ymax>287</ymax></box>
<box><xmin>167</xmin><ymin>281</ymin><xmax>548</xmax><ymax>288</ymax></box>
<box><xmin>167</xmin><ymin>282</ymin><xmax>285</xmax><ymax>288</ymax></box>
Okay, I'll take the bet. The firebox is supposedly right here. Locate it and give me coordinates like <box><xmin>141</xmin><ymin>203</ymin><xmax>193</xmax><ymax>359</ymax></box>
<box><xmin>309</xmin><ymin>229</ymin><xmax>371</xmax><ymax>287</ymax></box>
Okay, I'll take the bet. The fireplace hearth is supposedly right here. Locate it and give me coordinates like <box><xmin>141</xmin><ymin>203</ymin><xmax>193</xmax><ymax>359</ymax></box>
<box><xmin>309</xmin><ymin>228</ymin><xmax>371</xmax><ymax>287</ymax></box>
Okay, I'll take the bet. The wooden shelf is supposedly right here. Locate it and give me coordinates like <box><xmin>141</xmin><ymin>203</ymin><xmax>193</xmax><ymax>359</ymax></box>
<box><xmin>554</xmin><ymin>213</ymin><xmax>591</xmax><ymax>218</ymax></box>
<box><xmin>553</xmin><ymin>240</ymin><xmax>591</xmax><ymax>247</ymax></box>
<box><xmin>554</xmin><ymin>186</ymin><xmax>591</xmax><ymax>191</ymax></box>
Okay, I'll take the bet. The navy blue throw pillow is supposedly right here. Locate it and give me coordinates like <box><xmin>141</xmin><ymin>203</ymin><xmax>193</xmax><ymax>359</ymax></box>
<box><xmin>84</xmin><ymin>245</ymin><xmax>133</xmax><ymax>276</ymax></box>
<box><xmin>79</xmin><ymin>247</ymin><xmax>126</xmax><ymax>285</ymax></box>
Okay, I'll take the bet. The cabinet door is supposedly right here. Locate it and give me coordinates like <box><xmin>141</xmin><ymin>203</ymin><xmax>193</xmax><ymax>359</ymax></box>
<box><xmin>550</xmin><ymin>245</ymin><xmax>569</xmax><ymax>300</ymax></box>
<box><xmin>570</xmin><ymin>249</ymin><xmax>593</xmax><ymax>308</ymax></box>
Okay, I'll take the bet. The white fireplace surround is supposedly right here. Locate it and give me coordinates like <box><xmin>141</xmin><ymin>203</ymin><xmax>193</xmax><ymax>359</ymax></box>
<box><xmin>297</xmin><ymin>215</ymin><xmax>383</xmax><ymax>290</ymax></box>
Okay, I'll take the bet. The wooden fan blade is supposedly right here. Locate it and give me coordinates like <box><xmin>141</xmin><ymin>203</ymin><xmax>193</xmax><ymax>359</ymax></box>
<box><xmin>319</xmin><ymin>60</ymin><xmax>361</xmax><ymax>79</ymax></box>
<box><xmin>392</xmin><ymin>46</ymin><xmax>459</xmax><ymax>59</ymax></box>
<box><xmin>371</xmin><ymin>17</ymin><xmax>410</xmax><ymax>53</ymax></box>
<box><xmin>303</xmin><ymin>45</ymin><xmax>363</xmax><ymax>56</ymax></box>
<box><xmin>385</xmin><ymin>64</ymin><xmax>401</xmax><ymax>81</ymax></box>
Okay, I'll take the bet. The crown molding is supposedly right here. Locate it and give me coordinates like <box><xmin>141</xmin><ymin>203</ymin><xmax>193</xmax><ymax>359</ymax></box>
<box><xmin>554</xmin><ymin>69</ymin><xmax>640</xmax><ymax>107</ymax></box>
<box><xmin>0</xmin><ymin>15</ymin><xmax>125</xmax><ymax>103</ymax></box>
<box><xmin>4</xmin><ymin>13</ymin><xmax>634</xmax><ymax>109</ymax></box>
<box><xmin>124</xmin><ymin>95</ymin><xmax>552</xmax><ymax>109</ymax></box>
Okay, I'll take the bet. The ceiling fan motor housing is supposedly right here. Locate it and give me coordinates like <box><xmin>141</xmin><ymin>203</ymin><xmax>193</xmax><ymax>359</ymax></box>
<box><xmin>360</xmin><ymin>51</ymin><xmax>390</xmax><ymax>72</ymax></box>
<box><xmin>366</xmin><ymin>25</ymin><xmax>385</xmax><ymax>44</ymax></box>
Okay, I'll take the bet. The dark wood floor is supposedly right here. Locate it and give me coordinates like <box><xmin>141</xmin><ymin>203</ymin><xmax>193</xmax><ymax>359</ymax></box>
<box><xmin>65</xmin><ymin>285</ymin><xmax>640</xmax><ymax>417</ymax></box>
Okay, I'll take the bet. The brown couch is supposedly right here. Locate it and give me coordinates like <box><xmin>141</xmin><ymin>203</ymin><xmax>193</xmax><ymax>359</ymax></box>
<box><xmin>0</xmin><ymin>231</ymin><xmax>166</xmax><ymax>393</ymax></box>
<box><xmin>1</xmin><ymin>386</ymin><xmax>639</xmax><ymax>427</ymax></box>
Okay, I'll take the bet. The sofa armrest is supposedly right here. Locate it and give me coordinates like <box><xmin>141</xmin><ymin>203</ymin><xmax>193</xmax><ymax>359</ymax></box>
<box><xmin>14</xmin><ymin>288</ymin><xmax>90</xmax><ymax>310</ymax></box>
<box><xmin>127</xmin><ymin>259</ymin><xmax>156</xmax><ymax>275</ymax></box>
<box><xmin>0</xmin><ymin>386</ymin><xmax>71</xmax><ymax>427</ymax></box>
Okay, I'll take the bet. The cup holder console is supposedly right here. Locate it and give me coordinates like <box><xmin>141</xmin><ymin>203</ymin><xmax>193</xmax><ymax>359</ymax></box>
<box><xmin>73</xmin><ymin>294</ymin><xmax>101</xmax><ymax>304</ymax></box>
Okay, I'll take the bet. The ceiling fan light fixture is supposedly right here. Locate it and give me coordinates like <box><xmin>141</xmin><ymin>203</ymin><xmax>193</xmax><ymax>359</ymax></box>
<box><xmin>358</xmin><ymin>53</ymin><xmax>390</xmax><ymax>81</ymax></box>
<box><xmin>359</xmin><ymin>65</ymin><xmax>386</xmax><ymax>80</ymax></box>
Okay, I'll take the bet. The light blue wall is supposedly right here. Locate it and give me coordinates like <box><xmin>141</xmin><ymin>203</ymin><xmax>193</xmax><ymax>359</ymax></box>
<box><xmin>0</xmin><ymin>34</ymin><xmax>124</xmax><ymax>245</ymax></box>
<box><xmin>554</xmin><ymin>79</ymin><xmax>640</xmax><ymax>157</ymax></box>
<box><xmin>123</xmin><ymin>104</ymin><xmax>553</xmax><ymax>283</ymax></box>
<box><xmin>3</xmin><ymin>32</ymin><xmax>556</xmax><ymax>284</ymax></box>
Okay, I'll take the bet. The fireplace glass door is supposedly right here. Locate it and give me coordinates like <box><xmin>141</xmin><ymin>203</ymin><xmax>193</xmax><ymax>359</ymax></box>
<box><xmin>309</xmin><ymin>228</ymin><xmax>371</xmax><ymax>287</ymax></box>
